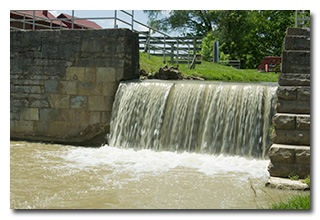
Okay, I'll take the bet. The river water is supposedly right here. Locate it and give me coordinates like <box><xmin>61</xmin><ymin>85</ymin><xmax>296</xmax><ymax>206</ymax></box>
<box><xmin>10</xmin><ymin>141</ymin><xmax>309</xmax><ymax>209</ymax></box>
<box><xmin>10</xmin><ymin>80</ymin><xmax>309</xmax><ymax>209</ymax></box>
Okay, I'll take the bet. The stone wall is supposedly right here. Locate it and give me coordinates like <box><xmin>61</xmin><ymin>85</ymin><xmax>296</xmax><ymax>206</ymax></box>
<box><xmin>10</xmin><ymin>28</ymin><xmax>139</xmax><ymax>145</ymax></box>
<box><xmin>268</xmin><ymin>28</ymin><xmax>310</xmax><ymax>178</ymax></box>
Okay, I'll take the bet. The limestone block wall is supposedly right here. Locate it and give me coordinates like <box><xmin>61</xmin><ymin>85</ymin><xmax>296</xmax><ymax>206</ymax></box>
<box><xmin>10</xmin><ymin>29</ymin><xmax>139</xmax><ymax>145</ymax></box>
<box><xmin>268</xmin><ymin>28</ymin><xmax>310</xmax><ymax>178</ymax></box>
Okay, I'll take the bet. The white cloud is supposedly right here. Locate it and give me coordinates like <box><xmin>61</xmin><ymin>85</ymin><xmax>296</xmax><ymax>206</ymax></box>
<box><xmin>135</xmin><ymin>23</ymin><xmax>149</xmax><ymax>32</ymax></box>
<box><xmin>49</xmin><ymin>10</ymin><xmax>59</xmax><ymax>17</ymax></box>
<box><xmin>96</xmin><ymin>19</ymin><xmax>115</xmax><ymax>28</ymax></box>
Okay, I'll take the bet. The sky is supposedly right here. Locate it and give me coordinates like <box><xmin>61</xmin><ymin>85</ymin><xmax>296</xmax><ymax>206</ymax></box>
<box><xmin>49</xmin><ymin>10</ymin><xmax>152</xmax><ymax>32</ymax></box>
<box><xmin>49</xmin><ymin>10</ymin><xmax>179</xmax><ymax>36</ymax></box>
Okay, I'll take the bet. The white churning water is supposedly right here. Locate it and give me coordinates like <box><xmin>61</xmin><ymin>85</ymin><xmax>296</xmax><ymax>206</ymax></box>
<box><xmin>14</xmin><ymin>81</ymin><xmax>307</xmax><ymax>209</ymax></box>
<box><xmin>108</xmin><ymin>80</ymin><xmax>278</xmax><ymax>159</ymax></box>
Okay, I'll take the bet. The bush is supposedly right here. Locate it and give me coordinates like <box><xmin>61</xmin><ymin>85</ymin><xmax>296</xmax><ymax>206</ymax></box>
<box><xmin>271</xmin><ymin>195</ymin><xmax>310</xmax><ymax>209</ymax></box>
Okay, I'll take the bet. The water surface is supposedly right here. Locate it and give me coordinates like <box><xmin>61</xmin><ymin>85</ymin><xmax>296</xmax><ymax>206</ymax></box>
<box><xmin>10</xmin><ymin>141</ymin><xmax>309</xmax><ymax>209</ymax></box>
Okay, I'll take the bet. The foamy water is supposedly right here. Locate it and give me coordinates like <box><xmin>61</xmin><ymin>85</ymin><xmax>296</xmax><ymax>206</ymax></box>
<box><xmin>10</xmin><ymin>142</ymin><xmax>309</xmax><ymax>209</ymax></box>
<box><xmin>61</xmin><ymin>144</ymin><xmax>270</xmax><ymax>181</ymax></box>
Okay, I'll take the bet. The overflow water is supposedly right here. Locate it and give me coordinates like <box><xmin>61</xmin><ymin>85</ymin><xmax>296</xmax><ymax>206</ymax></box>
<box><xmin>11</xmin><ymin>80</ymin><xmax>309</xmax><ymax>209</ymax></box>
<box><xmin>109</xmin><ymin>80</ymin><xmax>278</xmax><ymax>159</ymax></box>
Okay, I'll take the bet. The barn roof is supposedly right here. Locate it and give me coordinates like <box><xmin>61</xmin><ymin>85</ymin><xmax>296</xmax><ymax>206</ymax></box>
<box><xmin>57</xmin><ymin>13</ymin><xmax>102</xmax><ymax>29</ymax></box>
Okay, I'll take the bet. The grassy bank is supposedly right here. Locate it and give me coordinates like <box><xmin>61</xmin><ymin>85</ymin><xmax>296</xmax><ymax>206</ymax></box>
<box><xmin>140</xmin><ymin>52</ymin><xmax>279</xmax><ymax>82</ymax></box>
<box><xmin>270</xmin><ymin>195</ymin><xmax>310</xmax><ymax>209</ymax></box>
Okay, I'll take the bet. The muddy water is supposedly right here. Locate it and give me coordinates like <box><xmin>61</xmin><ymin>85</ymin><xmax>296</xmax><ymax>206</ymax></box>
<box><xmin>10</xmin><ymin>141</ymin><xmax>309</xmax><ymax>209</ymax></box>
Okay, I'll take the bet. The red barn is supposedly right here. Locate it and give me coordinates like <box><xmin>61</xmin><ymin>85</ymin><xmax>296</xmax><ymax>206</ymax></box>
<box><xmin>57</xmin><ymin>13</ymin><xmax>102</xmax><ymax>29</ymax></box>
<box><xmin>10</xmin><ymin>10</ymin><xmax>68</xmax><ymax>30</ymax></box>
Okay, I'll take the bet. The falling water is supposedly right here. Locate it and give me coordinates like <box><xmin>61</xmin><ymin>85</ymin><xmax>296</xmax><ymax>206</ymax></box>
<box><xmin>109</xmin><ymin>80</ymin><xmax>277</xmax><ymax>159</ymax></box>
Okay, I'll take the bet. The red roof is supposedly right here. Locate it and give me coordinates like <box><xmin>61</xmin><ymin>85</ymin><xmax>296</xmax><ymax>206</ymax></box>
<box><xmin>57</xmin><ymin>13</ymin><xmax>102</xmax><ymax>29</ymax></box>
<box><xmin>10</xmin><ymin>10</ymin><xmax>67</xmax><ymax>27</ymax></box>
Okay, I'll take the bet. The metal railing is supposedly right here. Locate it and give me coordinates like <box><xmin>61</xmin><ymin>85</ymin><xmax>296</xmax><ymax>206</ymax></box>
<box><xmin>295</xmin><ymin>10</ymin><xmax>310</xmax><ymax>28</ymax></box>
<box><xmin>10</xmin><ymin>10</ymin><xmax>201</xmax><ymax>69</ymax></box>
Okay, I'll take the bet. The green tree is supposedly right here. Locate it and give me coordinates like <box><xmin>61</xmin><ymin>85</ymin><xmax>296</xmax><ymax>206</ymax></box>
<box><xmin>144</xmin><ymin>10</ymin><xmax>298</xmax><ymax>69</ymax></box>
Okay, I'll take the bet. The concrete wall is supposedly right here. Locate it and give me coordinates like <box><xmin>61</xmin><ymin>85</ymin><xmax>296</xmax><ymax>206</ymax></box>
<box><xmin>268</xmin><ymin>28</ymin><xmax>310</xmax><ymax>178</ymax></box>
<box><xmin>10</xmin><ymin>28</ymin><xmax>139</xmax><ymax>145</ymax></box>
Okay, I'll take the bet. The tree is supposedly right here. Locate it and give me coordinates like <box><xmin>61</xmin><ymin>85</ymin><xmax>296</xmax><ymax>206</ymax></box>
<box><xmin>144</xmin><ymin>10</ymin><xmax>298</xmax><ymax>69</ymax></box>
<box><xmin>144</xmin><ymin>10</ymin><xmax>217</xmax><ymax>36</ymax></box>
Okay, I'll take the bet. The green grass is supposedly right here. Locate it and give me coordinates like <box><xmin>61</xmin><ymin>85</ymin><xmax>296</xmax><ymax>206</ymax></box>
<box><xmin>139</xmin><ymin>52</ymin><xmax>280</xmax><ymax>83</ymax></box>
<box><xmin>271</xmin><ymin>195</ymin><xmax>310</xmax><ymax>209</ymax></box>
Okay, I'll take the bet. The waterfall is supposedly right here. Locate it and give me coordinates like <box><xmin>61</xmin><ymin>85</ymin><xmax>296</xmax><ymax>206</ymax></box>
<box><xmin>108</xmin><ymin>80</ymin><xmax>277</xmax><ymax>159</ymax></box>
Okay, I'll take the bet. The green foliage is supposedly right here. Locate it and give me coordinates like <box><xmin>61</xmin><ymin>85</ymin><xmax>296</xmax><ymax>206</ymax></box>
<box><xmin>271</xmin><ymin>195</ymin><xmax>310</xmax><ymax>209</ymax></box>
<box><xmin>302</xmin><ymin>175</ymin><xmax>310</xmax><ymax>187</ymax></box>
<box><xmin>268</xmin><ymin>124</ymin><xmax>274</xmax><ymax>139</ymax></box>
<box><xmin>144</xmin><ymin>10</ymin><xmax>302</xmax><ymax>69</ymax></box>
<box><xmin>139</xmin><ymin>52</ymin><xmax>279</xmax><ymax>83</ymax></box>
<box><xmin>288</xmin><ymin>172</ymin><xmax>300</xmax><ymax>180</ymax></box>
<box><xmin>201</xmin><ymin>31</ymin><xmax>217</xmax><ymax>61</ymax></box>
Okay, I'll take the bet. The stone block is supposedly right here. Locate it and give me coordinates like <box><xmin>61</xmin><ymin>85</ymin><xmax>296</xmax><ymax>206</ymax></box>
<box><xmin>89</xmin><ymin>111</ymin><xmax>101</xmax><ymax>124</ymax></box>
<box><xmin>12</xmin><ymin>79</ymin><xmax>42</xmax><ymax>86</ymax></box>
<box><xmin>96</xmin><ymin>67</ymin><xmax>116</xmax><ymax>82</ymax></box>
<box><xmin>10</xmin><ymin>120</ymin><xmax>15</xmax><ymax>134</ymax></box>
<box><xmin>266</xmin><ymin>177</ymin><xmax>309</xmax><ymax>190</ymax></box>
<box><xmin>295</xmin><ymin>147</ymin><xmax>310</xmax><ymax>164</ymax></box>
<box><xmin>272</xmin><ymin>113</ymin><xmax>295</xmax><ymax>130</ymax></box>
<box><xmin>284</xmin><ymin>35</ymin><xmax>310</xmax><ymax>51</ymax></box>
<box><xmin>81</xmin><ymin>37</ymin><xmax>104</xmax><ymax>52</ymax></box>
<box><xmin>84</xmin><ymin>67</ymin><xmax>96</xmax><ymax>82</ymax></box>
<box><xmin>116</xmin><ymin>68</ymin><xmax>125</xmax><ymax>81</ymax></box>
<box><xmin>297</xmin><ymin>87</ymin><xmax>310</xmax><ymax>100</ymax></box>
<box><xmin>39</xmin><ymin>108</ymin><xmax>59</xmax><ymax>122</ymax></box>
<box><xmin>101</xmin><ymin>111</ymin><xmax>112</xmax><ymax>124</ymax></box>
<box><xmin>281</xmin><ymin>50</ymin><xmax>310</xmax><ymax>73</ymax></box>
<box><xmin>70</xmin><ymin>96</ymin><xmax>88</xmax><ymax>109</ymax></box>
<box><xmin>278</xmin><ymin>73</ymin><xmax>310</xmax><ymax>86</ymax></box>
<box><xmin>48</xmin><ymin>122</ymin><xmax>81</xmax><ymax>138</ymax></box>
<box><xmin>88</xmin><ymin>96</ymin><xmax>113</xmax><ymax>111</ymax></box>
<box><xmin>66</xmin><ymin>67</ymin><xmax>85</xmax><ymax>81</ymax></box>
<box><xmin>74</xmin><ymin>110</ymin><xmax>90</xmax><ymax>126</ymax></box>
<box><xmin>276</xmin><ymin>99</ymin><xmax>310</xmax><ymax>114</ymax></box>
<box><xmin>268</xmin><ymin>162</ymin><xmax>310</xmax><ymax>179</ymax></box>
<box><xmin>101</xmin><ymin>82</ymin><xmax>118</xmax><ymax>96</ymax></box>
<box><xmin>269</xmin><ymin>144</ymin><xmax>295</xmax><ymax>164</ymax></box>
<box><xmin>11</xmin><ymin>99</ymin><xmax>29</xmax><ymax>107</ymax></box>
<box><xmin>58</xmin><ymin>109</ymin><xmax>76</xmax><ymax>122</ymax></box>
<box><xmin>15</xmin><ymin>120</ymin><xmax>34</xmax><ymax>133</ymax></box>
<box><xmin>10</xmin><ymin>112</ymin><xmax>20</xmax><ymax>120</ymax></box>
<box><xmin>20</xmin><ymin>108</ymin><xmax>39</xmax><ymax>121</ymax></box>
<box><xmin>15</xmin><ymin>85</ymin><xmax>42</xmax><ymax>94</ymax></box>
<box><xmin>59</xmin><ymin>81</ymin><xmax>77</xmax><ymax>95</ymax></box>
<box><xmin>273</xmin><ymin>129</ymin><xmax>310</xmax><ymax>145</ymax></box>
<box><xmin>277</xmin><ymin>86</ymin><xmax>297</xmax><ymax>100</ymax></box>
<box><xmin>78</xmin><ymin>82</ymin><xmax>101</xmax><ymax>95</ymax></box>
<box><xmin>49</xmin><ymin>94</ymin><xmax>70</xmax><ymax>109</ymax></box>
<box><xmin>296</xmin><ymin>115</ymin><xmax>310</xmax><ymax>130</ymax></box>
<box><xmin>30</xmin><ymin>100</ymin><xmax>50</xmax><ymax>108</ymax></box>
<box><xmin>44</xmin><ymin>80</ymin><xmax>59</xmax><ymax>94</ymax></box>
<box><xmin>286</xmin><ymin>27</ymin><xmax>310</xmax><ymax>37</ymax></box>
<box><xmin>34</xmin><ymin>121</ymin><xmax>49</xmax><ymax>135</ymax></box>
<box><xmin>44</xmin><ymin>66</ymin><xmax>65</xmax><ymax>77</ymax></box>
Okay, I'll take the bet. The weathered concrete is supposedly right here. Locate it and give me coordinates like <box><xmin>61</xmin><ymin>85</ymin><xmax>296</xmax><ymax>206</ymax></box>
<box><xmin>10</xmin><ymin>29</ymin><xmax>139</xmax><ymax>145</ymax></box>
<box><xmin>268</xmin><ymin>27</ymin><xmax>310</xmax><ymax>179</ymax></box>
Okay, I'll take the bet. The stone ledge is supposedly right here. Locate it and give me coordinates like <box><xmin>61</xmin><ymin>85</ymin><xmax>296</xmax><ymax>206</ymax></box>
<box><xmin>272</xmin><ymin>129</ymin><xmax>310</xmax><ymax>145</ymax></box>
<box><xmin>268</xmin><ymin>161</ymin><xmax>310</xmax><ymax>179</ymax></box>
<box><xmin>269</xmin><ymin>144</ymin><xmax>310</xmax><ymax>164</ymax></box>
<box><xmin>278</xmin><ymin>73</ymin><xmax>310</xmax><ymax>86</ymax></box>
<box><xmin>265</xmin><ymin>177</ymin><xmax>309</xmax><ymax>190</ymax></box>
<box><xmin>273</xmin><ymin>113</ymin><xmax>310</xmax><ymax>130</ymax></box>
<box><xmin>284</xmin><ymin>35</ymin><xmax>310</xmax><ymax>51</ymax></box>
<box><xmin>286</xmin><ymin>27</ymin><xmax>310</xmax><ymax>37</ymax></box>
<box><xmin>276</xmin><ymin>99</ymin><xmax>310</xmax><ymax>114</ymax></box>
